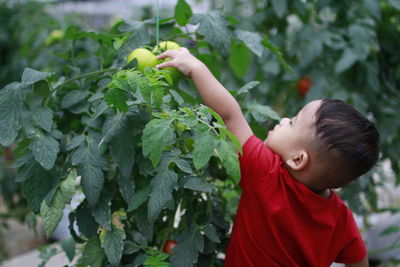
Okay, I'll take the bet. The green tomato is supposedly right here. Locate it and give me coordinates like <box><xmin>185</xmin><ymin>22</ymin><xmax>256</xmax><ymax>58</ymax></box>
<box><xmin>45</xmin><ymin>29</ymin><xmax>64</xmax><ymax>45</ymax></box>
<box><xmin>152</xmin><ymin>41</ymin><xmax>181</xmax><ymax>54</ymax></box>
<box><xmin>127</xmin><ymin>48</ymin><xmax>158</xmax><ymax>72</ymax></box>
<box><xmin>152</xmin><ymin>41</ymin><xmax>182</xmax><ymax>83</ymax></box>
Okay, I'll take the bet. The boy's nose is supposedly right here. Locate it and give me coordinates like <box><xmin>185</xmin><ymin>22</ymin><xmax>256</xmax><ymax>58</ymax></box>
<box><xmin>280</xmin><ymin>117</ymin><xmax>290</xmax><ymax>126</ymax></box>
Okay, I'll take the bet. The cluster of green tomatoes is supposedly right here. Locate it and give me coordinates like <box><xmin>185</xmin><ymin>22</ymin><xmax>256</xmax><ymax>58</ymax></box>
<box><xmin>127</xmin><ymin>41</ymin><xmax>182</xmax><ymax>81</ymax></box>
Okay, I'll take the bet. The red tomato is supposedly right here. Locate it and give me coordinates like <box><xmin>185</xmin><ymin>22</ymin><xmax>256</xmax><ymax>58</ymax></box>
<box><xmin>297</xmin><ymin>76</ymin><xmax>312</xmax><ymax>97</ymax></box>
<box><xmin>162</xmin><ymin>239</ymin><xmax>177</xmax><ymax>254</ymax></box>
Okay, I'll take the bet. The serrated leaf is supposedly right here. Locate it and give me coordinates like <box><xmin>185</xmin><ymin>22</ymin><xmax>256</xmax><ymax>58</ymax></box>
<box><xmin>30</xmin><ymin>132</ymin><xmax>60</xmax><ymax>170</ymax></box>
<box><xmin>170</xmin><ymin>225</ymin><xmax>203</xmax><ymax>267</ymax></box>
<box><xmin>175</xmin><ymin>0</ymin><xmax>193</xmax><ymax>26</ymax></box>
<box><xmin>73</xmin><ymin>132</ymin><xmax>108</xmax><ymax>207</ymax></box>
<box><xmin>174</xmin><ymin>158</ymin><xmax>193</xmax><ymax>173</ymax></box>
<box><xmin>33</xmin><ymin>107</ymin><xmax>53</xmax><ymax>132</ymax></box>
<box><xmin>20</xmin><ymin>152</ymin><xmax>56</xmax><ymax>214</ymax></box>
<box><xmin>79</xmin><ymin>236</ymin><xmax>106</xmax><ymax>267</ymax></box>
<box><xmin>184</xmin><ymin>178</ymin><xmax>214</xmax><ymax>193</ymax></box>
<box><xmin>249</xmin><ymin>103</ymin><xmax>281</xmax><ymax>122</ymax></box>
<box><xmin>76</xmin><ymin>202</ymin><xmax>98</xmax><ymax>238</ymax></box>
<box><xmin>40</xmin><ymin>170</ymin><xmax>76</xmax><ymax>237</ymax></box>
<box><xmin>61</xmin><ymin>90</ymin><xmax>89</xmax><ymax>109</ymax></box>
<box><xmin>229</xmin><ymin>40</ymin><xmax>251</xmax><ymax>79</ymax></box>
<box><xmin>216</xmin><ymin>140</ymin><xmax>240</xmax><ymax>184</ymax></box>
<box><xmin>100</xmin><ymin>211</ymin><xmax>127</xmax><ymax>266</ymax></box>
<box><xmin>193</xmin><ymin>134</ymin><xmax>215</xmax><ymax>170</ymax></box>
<box><xmin>142</xmin><ymin>118</ymin><xmax>176</xmax><ymax>167</ymax></box>
<box><xmin>128</xmin><ymin>187</ymin><xmax>150</xmax><ymax>212</ymax></box>
<box><xmin>148</xmin><ymin>169</ymin><xmax>178</xmax><ymax>222</ymax></box>
<box><xmin>91</xmin><ymin>190</ymin><xmax>112</xmax><ymax>230</ymax></box>
<box><xmin>66</xmin><ymin>135</ymin><xmax>85</xmax><ymax>151</ymax></box>
<box><xmin>237</xmin><ymin>81</ymin><xmax>260</xmax><ymax>95</ymax></box>
<box><xmin>235</xmin><ymin>30</ymin><xmax>263</xmax><ymax>57</ymax></box>
<box><xmin>204</xmin><ymin>224</ymin><xmax>220</xmax><ymax>243</ymax></box>
<box><xmin>61</xmin><ymin>237</ymin><xmax>76</xmax><ymax>262</ymax></box>
<box><xmin>105</xmin><ymin>88</ymin><xmax>128</xmax><ymax>112</ymax></box>
<box><xmin>335</xmin><ymin>48</ymin><xmax>358</xmax><ymax>73</ymax></box>
<box><xmin>190</xmin><ymin>11</ymin><xmax>232</xmax><ymax>56</ymax></box>
<box><xmin>21</xmin><ymin>68</ymin><xmax>52</xmax><ymax>85</ymax></box>
<box><xmin>0</xmin><ymin>82</ymin><xmax>23</xmax><ymax>146</ymax></box>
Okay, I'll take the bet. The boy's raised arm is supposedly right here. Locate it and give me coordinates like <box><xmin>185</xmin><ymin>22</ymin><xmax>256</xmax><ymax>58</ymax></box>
<box><xmin>156</xmin><ymin>48</ymin><xmax>253</xmax><ymax>146</ymax></box>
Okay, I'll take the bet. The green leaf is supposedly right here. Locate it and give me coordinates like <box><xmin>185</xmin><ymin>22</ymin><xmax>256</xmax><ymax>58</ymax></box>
<box><xmin>216</xmin><ymin>140</ymin><xmax>240</xmax><ymax>184</ymax></box>
<box><xmin>148</xmin><ymin>169</ymin><xmax>178</xmax><ymax>222</ymax></box>
<box><xmin>61</xmin><ymin>90</ymin><xmax>89</xmax><ymax>109</ymax></box>
<box><xmin>235</xmin><ymin>30</ymin><xmax>263</xmax><ymax>57</ymax></box>
<box><xmin>100</xmin><ymin>211</ymin><xmax>127</xmax><ymax>266</ymax></box>
<box><xmin>237</xmin><ymin>81</ymin><xmax>260</xmax><ymax>95</ymax></box>
<box><xmin>190</xmin><ymin>11</ymin><xmax>232</xmax><ymax>56</ymax></box>
<box><xmin>61</xmin><ymin>237</ymin><xmax>76</xmax><ymax>262</ymax></box>
<box><xmin>21</xmin><ymin>155</ymin><xmax>55</xmax><ymax>213</ymax></box>
<box><xmin>30</xmin><ymin>132</ymin><xmax>60</xmax><ymax>170</ymax></box>
<box><xmin>105</xmin><ymin>88</ymin><xmax>128</xmax><ymax>112</ymax></box>
<box><xmin>117</xmin><ymin>173</ymin><xmax>136</xmax><ymax>205</ymax></box>
<box><xmin>33</xmin><ymin>107</ymin><xmax>53</xmax><ymax>132</ymax></box>
<box><xmin>91</xmin><ymin>190</ymin><xmax>112</xmax><ymax>230</ymax></box>
<box><xmin>72</xmin><ymin>132</ymin><xmax>108</xmax><ymax>207</ymax></box>
<box><xmin>193</xmin><ymin>134</ymin><xmax>215</xmax><ymax>170</ymax></box>
<box><xmin>229</xmin><ymin>40</ymin><xmax>251</xmax><ymax>79</ymax></box>
<box><xmin>21</xmin><ymin>68</ymin><xmax>52</xmax><ymax>85</ymax></box>
<box><xmin>380</xmin><ymin>225</ymin><xmax>400</xmax><ymax>236</ymax></box>
<box><xmin>249</xmin><ymin>103</ymin><xmax>281</xmax><ymax>122</ymax></box>
<box><xmin>175</xmin><ymin>0</ymin><xmax>193</xmax><ymax>26</ymax></box>
<box><xmin>79</xmin><ymin>236</ymin><xmax>106</xmax><ymax>267</ymax></box>
<box><xmin>170</xmin><ymin>225</ymin><xmax>203</xmax><ymax>267</ymax></box>
<box><xmin>271</xmin><ymin>0</ymin><xmax>287</xmax><ymax>18</ymax></box>
<box><xmin>204</xmin><ymin>224</ymin><xmax>220</xmax><ymax>243</ymax></box>
<box><xmin>0</xmin><ymin>82</ymin><xmax>23</xmax><ymax>146</ymax></box>
<box><xmin>335</xmin><ymin>48</ymin><xmax>358</xmax><ymax>73</ymax></box>
<box><xmin>127</xmin><ymin>187</ymin><xmax>150</xmax><ymax>212</ymax></box>
<box><xmin>143</xmin><ymin>249</ymin><xmax>169</xmax><ymax>267</ymax></box>
<box><xmin>66</xmin><ymin>135</ymin><xmax>85</xmax><ymax>151</ymax></box>
<box><xmin>76</xmin><ymin>202</ymin><xmax>99</xmax><ymax>238</ymax></box>
<box><xmin>174</xmin><ymin>158</ymin><xmax>193</xmax><ymax>174</ymax></box>
<box><xmin>142</xmin><ymin>118</ymin><xmax>176</xmax><ymax>167</ymax></box>
<box><xmin>184</xmin><ymin>178</ymin><xmax>214</xmax><ymax>193</ymax></box>
<box><xmin>40</xmin><ymin>170</ymin><xmax>76</xmax><ymax>237</ymax></box>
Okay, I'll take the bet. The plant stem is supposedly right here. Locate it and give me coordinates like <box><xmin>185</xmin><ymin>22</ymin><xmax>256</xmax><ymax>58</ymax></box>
<box><xmin>156</xmin><ymin>0</ymin><xmax>160</xmax><ymax>47</ymax></box>
<box><xmin>54</xmin><ymin>67</ymin><xmax>117</xmax><ymax>90</ymax></box>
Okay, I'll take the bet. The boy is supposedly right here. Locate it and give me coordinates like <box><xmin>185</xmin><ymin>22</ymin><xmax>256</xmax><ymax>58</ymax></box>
<box><xmin>156</xmin><ymin>48</ymin><xmax>379</xmax><ymax>267</ymax></box>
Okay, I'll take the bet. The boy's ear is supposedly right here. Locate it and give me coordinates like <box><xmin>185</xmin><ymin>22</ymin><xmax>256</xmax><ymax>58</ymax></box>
<box><xmin>286</xmin><ymin>151</ymin><xmax>309</xmax><ymax>171</ymax></box>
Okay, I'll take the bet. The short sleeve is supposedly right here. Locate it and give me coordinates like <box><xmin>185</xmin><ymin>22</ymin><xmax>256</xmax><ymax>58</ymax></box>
<box><xmin>238</xmin><ymin>135</ymin><xmax>280</xmax><ymax>192</ymax></box>
<box><xmin>335</xmin><ymin>210</ymin><xmax>367</xmax><ymax>264</ymax></box>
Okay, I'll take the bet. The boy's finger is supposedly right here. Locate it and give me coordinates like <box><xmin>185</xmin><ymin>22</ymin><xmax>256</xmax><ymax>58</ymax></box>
<box><xmin>156</xmin><ymin>60</ymin><xmax>174</xmax><ymax>69</ymax></box>
<box><xmin>157</xmin><ymin>50</ymin><xmax>176</xmax><ymax>60</ymax></box>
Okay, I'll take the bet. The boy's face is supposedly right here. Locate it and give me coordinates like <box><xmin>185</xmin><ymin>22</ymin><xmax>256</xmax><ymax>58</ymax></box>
<box><xmin>264</xmin><ymin>100</ymin><xmax>322</xmax><ymax>161</ymax></box>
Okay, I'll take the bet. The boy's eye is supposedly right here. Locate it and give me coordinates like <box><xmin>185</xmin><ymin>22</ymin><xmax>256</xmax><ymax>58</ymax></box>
<box><xmin>289</xmin><ymin>120</ymin><xmax>293</xmax><ymax>126</ymax></box>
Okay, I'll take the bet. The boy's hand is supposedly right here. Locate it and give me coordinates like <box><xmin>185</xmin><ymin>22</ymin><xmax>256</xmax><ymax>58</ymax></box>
<box><xmin>156</xmin><ymin>48</ymin><xmax>204</xmax><ymax>78</ymax></box>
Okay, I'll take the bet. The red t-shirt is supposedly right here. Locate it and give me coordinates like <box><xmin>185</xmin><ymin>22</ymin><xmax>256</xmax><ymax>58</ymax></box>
<box><xmin>224</xmin><ymin>135</ymin><xmax>366</xmax><ymax>267</ymax></box>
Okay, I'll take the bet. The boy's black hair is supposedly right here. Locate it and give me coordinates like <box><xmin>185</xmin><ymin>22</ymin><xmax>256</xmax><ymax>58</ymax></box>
<box><xmin>313</xmin><ymin>99</ymin><xmax>379</xmax><ymax>187</ymax></box>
